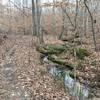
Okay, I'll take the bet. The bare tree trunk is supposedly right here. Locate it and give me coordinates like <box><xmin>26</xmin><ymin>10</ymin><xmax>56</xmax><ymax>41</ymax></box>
<box><xmin>36</xmin><ymin>0</ymin><xmax>43</xmax><ymax>44</ymax></box>
<box><xmin>84</xmin><ymin>0</ymin><xmax>97</xmax><ymax>51</ymax></box>
<box><xmin>23</xmin><ymin>0</ymin><xmax>26</xmax><ymax>35</ymax></box>
<box><xmin>32</xmin><ymin>0</ymin><xmax>43</xmax><ymax>43</ymax></box>
<box><xmin>84</xmin><ymin>7</ymin><xmax>87</xmax><ymax>37</ymax></box>
<box><xmin>52</xmin><ymin>0</ymin><xmax>56</xmax><ymax>34</ymax></box>
<box><xmin>8</xmin><ymin>0</ymin><xmax>12</xmax><ymax>33</ymax></box>
<box><xmin>61</xmin><ymin>6</ymin><xmax>74</xmax><ymax>28</ymax></box>
<box><xmin>59</xmin><ymin>0</ymin><xmax>66</xmax><ymax>39</ymax></box>
<box><xmin>32</xmin><ymin>0</ymin><xmax>37</xmax><ymax>35</ymax></box>
<box><xmin>74</xmin><ymin>0</ymin><xmax>78</xmax><ymax>30</ymax></box>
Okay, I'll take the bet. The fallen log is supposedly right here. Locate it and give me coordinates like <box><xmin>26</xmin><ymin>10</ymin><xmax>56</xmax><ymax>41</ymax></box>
<box><xmin>48</xmin><ymin>55</ymin><xmax>74</xmax><ymax>70</ymax></box>
<box><xmin>36</xmin><ymin>44</ymin><xmax>68</xmax><ymax>54</ymax></box>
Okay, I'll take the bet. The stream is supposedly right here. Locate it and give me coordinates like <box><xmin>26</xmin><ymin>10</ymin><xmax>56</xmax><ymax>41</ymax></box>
<box><xmin>43</xmin><ymin>56</ymin><xmax>89</xmax><ymax>100</ymax></box>
<box><xmin>49</xmin><ymin>66</ymin><xmax>89</xmax><ymax>100</ymax></box>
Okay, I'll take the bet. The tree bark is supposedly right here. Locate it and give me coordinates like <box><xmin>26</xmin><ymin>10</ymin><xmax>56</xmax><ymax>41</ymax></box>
<box><xmin>84</xmin><ymin>0</ymin><xmax>97</xmax><ymax>51</ymax></box>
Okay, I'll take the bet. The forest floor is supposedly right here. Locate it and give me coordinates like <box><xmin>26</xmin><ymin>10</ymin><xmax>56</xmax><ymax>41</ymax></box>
<box><xmin>0</xmin><ymin>34</ymin><xmax>71</xmax><ymax>100</ymax></box>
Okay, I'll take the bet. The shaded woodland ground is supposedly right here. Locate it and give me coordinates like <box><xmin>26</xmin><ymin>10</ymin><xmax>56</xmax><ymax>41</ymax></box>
<box><xmin>0</xmin><ymin>0</ymin><xmax>100</xmax><ymax>100</ymax></box>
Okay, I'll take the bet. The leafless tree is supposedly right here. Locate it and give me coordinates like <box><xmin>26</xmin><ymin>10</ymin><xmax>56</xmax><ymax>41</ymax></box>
<box><xmin>84</xmin><ymin>0</ymin><xmax>97</xmax><ymax>51</ymax></box>
<box><xmin>32</xmin><ymin>0</ymin><xmax>37</xmax><ymax>35</ymax></box>
<box><xmin>59</xmin><ymin>0</ymin><xmax>66</xmax><ymax>39</ymax></box>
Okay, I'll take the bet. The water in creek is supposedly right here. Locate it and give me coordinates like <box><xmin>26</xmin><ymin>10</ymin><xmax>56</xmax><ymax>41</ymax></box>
<box><xmin>43</xmin><ymin>56</ymin><xmax>89</xmax><ymax>100</ymax></box>
<box><xmin>49</xmin><ymin>66</ymin><xmax>89</xmax><ymax>100</ymax></box>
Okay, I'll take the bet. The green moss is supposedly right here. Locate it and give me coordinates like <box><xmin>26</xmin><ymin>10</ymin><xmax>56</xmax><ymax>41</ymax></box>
<box><xmin>77</xmin><ymin>61</ymin><xmax>85</xmax><ymax>70</ymax></box>
<box><xmin>69</xmin><ymin>71</ymin><xmax>79</xmax><ymax>79</ymax></box>
<box><xmin>91</xmin><ymin>61</ymin><xmax>97</xmax><ymax>67</ymax></box>
<box><xmin>48</xmin><ymin>55</ymin><xmax>74</xmax><ymax>70</ymax></box>
<box><xmin>76</xmin><ymin>48</ymin><xmax>89</xmax><ymax>60</ymax></box>
<box><xmin>36</xmin><ymin>44</ymin><xmax>69</xmax><ymax>55</ymax></box>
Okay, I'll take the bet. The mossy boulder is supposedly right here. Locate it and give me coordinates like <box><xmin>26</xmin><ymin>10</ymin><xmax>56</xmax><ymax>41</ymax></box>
<box><xmin>36</xmin><ymin>44</ymin><xmax>69</xmax><ymax>55</ymax></box>
<box><xmin>48</xmin><ymin>55</ymin><xmax>74</xmax><ymax>70</ymax></box>
<box><xmin>76</xmin><ymin>48</ymin><xmax>90</xmax><ymax>60</ymax></box>
<box><xmin>69</xmin><ymin>71</ymin><xmax>79</xmax><ymax>79</ymax></box>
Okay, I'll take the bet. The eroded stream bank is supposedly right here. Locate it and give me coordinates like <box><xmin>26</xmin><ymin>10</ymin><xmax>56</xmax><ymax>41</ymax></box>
<box><xmin>37</xmin><ymin>43</ymin><xmax>100</xmax><ymax>100</ymax></box>
<box><xmin>49</xmin><ymin>65</ymin><xmax>89</xmax><ymax>100</ymax></box>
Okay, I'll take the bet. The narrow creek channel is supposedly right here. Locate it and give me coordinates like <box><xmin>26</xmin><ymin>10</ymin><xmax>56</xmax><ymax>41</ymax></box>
<box><xmin>43</xmin><ymin>56</ymin><xmax>89</xmax><ymax>100</ymax></box>
<box><xmin>1</xmin><ymin>46</ymin><xmax>30</xmax><ymax>100</ymax></box>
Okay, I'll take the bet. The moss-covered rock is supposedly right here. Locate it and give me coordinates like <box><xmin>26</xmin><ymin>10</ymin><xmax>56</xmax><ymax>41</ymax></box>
<box><xmin>48</xmin><ymin>55</ymin><xmax>74</xmax><ymax>70</ymax></box>
<box><xmin>36</xmin><ymin>44</ymin><xmax>69</xmax><ymax>55</ymax></box>
<box><xmin>69</xmin><ymin>71</ymin><xmax>79</xmax><ymax>79</ymax></box>
<box><xmin>76</xmin><ymin>48</ymin><xmax>90</xmax><ymax>60</ymax></box>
